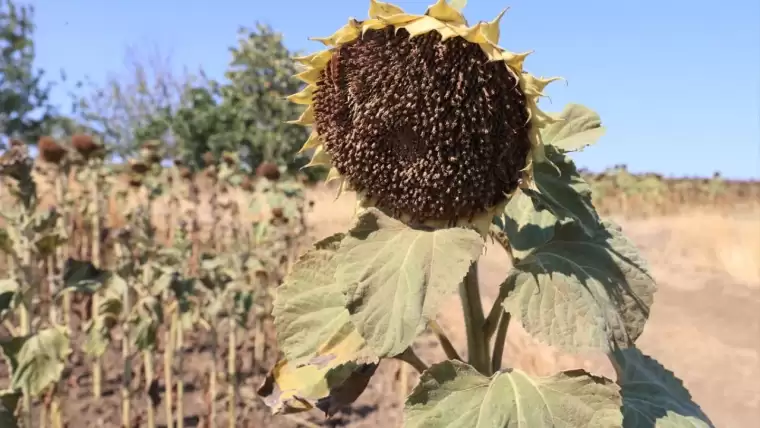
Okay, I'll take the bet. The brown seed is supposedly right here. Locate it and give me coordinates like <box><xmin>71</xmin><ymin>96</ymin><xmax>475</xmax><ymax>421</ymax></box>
<box><xmin>311</xmin><ymin>27</ymin><xmax>532</xmax><ymax>223</ymax></box>
<box><xmin>271</xmin><ymin>207</ymin><xmax>284</xmax><ymax>218</ymax></box>
<box><xmin>38</xmin><ymin>136</ymin><xmax>67</xmax><ymax>164</ymax></box>
<box><xmin>256</xmin><ymin>162</ymin><xmax>281</xmax><ymax>181</ymax></box>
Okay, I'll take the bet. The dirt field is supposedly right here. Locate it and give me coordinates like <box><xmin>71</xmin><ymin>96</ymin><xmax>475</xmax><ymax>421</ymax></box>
<box><xmin>3</xmin><ymin>182</ymin><xmax>759</xmax><ymax>427</ymax></box>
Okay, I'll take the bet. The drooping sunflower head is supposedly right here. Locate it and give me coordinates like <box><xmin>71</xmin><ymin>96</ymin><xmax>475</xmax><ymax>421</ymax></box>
<box><xmin>38</xmin><ymin>136</ymin><xmax>67</xmax><ymax>165</ymax></box>
<box><xmin>289</xmin><ymin>0</ymin><xmax>559</xmax><ymax>232</ymax></box>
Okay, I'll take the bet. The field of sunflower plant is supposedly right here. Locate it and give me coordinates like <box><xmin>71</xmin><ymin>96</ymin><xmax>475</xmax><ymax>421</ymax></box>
<box><xmin>256</xmin><ymin>1</ymin><xmax>715</xmax><ymax>427</ymax></box>
<box><xmin>0</xmin><ymin>135</ymin><xmax>311</xmax><ymax>427</ymax></box>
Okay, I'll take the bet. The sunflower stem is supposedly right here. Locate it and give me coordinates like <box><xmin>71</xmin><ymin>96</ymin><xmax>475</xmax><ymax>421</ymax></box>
<box><xmin>428</xmin><ymin>320</ymin><xmax>462</xmax><ymax>362</ymax></box>
<box><xmin>459</xmin><ymin>263</ymin><xmax>491</xmax><ymax>375</ymax></box>
<box><xmin>491</xmin><ymin>311</ymin><xmax>511</xmax><ymax>373</ymax></box>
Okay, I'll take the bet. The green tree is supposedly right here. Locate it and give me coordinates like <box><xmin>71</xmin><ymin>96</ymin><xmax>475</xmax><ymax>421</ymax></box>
<box><xmin>0</xmin><ymin>0</ymin><xmax>55</xmax><ymax>146</ymax></box>
<box><xmin>214</xmin><ymin>23</ymin><xmax>311</xmax><ymax>172</ymax></box>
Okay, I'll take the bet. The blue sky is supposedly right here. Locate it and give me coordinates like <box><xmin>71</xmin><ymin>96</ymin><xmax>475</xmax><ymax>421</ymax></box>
<box><xmin>33</xmin><ymin>0</ymin><xmax>760</xmax><ymax>179</ymax></box>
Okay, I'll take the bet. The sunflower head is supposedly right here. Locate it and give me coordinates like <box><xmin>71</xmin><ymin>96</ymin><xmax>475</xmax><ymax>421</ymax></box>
<box><xmin>289</xmin><ymin>0</ymin><xmax>560</xmax><ymax>233</ymax></box>
<box><xmin>38</xmin><ymin>136</ymin><xmax>67</xmax><ymax>165</ymax></box>
<box><xmin>256</xmin><ymin>161</ymin><xmax>281</xmax><ymax>181</ymax></box>
<box><xmin>71</xmin><ymin>134</ymin><xmax>102</xmax><ymax>160</ymax></box>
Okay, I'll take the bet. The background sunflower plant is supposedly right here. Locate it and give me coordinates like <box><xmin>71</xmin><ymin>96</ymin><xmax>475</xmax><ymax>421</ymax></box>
<box><xmin>258</xmin><ymin>1</ymin><xmax>714</xmax><ymax>427</ymax></box>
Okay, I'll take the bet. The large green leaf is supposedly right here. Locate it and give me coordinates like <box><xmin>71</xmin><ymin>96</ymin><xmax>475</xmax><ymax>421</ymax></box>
<box><xmin>503</xmin><ymin>220</ymin><xmax>656</xmax><ymax>354</ymax></box>
<box><xmin>523</xmin><ymin>145</ymin><xmax>602</xmax><ymax>237</ymax></box>
<box><xmin>542</xmin><ymin>103</ymin><xmax>606</xmax><ymax>153</ymax></box>
<box><xmin>261</xmin><ymin>234</ymin><xmax>380</xmax><ymax>416</ymax></box>
<box><xmin>614</xmin><ymin>348</ymin><xmax>714</xmax><ymax>428</ymax></box>
<box><xmin>11</xmin><ymin>326</ymin><xmax>70</xmax><ymax>396</ymax></box>
<box><xmin>404</xmin><ymin>360</ymin><xmax>622</xmax><ymax>428</ymax></box>
<box><xmin>499</xmin><ymin>189</ymin><xmax>557</xmax><ymax>261</ymax></box>
<box><xmin>336</xmin><ymin>208</ymin><xmax>484</xmax><ymax>357</ymax></box>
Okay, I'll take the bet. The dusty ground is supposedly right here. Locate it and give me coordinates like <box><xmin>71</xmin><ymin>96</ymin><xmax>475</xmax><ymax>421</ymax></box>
<box><xmin>3</xmin><ymin>183</ymin><xmax>759</xmax><ymax>427</ymax></box>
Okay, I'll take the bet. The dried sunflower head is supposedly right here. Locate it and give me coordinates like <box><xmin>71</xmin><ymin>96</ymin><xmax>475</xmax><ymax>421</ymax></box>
<box><xmin>289</xmin><ymin>0</ymin><xmax>560</xmax><ymax>233</ymax></box>
<box><xmin>256</xmin><ymin>162</ymin><xmax>281</xmax><ymax>181</ymax></box>
<box><xmin>71</xmin><ymin>134</ymin><xmax>104</xmax><ymax>160</ymax></box>
<box><xmin>129</xmin><ymin>158</ymin><xmax>150</xmax><ymax>174</ymax></box>
<box><xmin>38</xmin><ymin>136</ymin><xmax>67</xmax><ymax>165</ymax></box>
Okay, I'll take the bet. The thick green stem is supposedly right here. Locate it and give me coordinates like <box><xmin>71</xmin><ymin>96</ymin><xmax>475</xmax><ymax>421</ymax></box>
<box><xmin>89</xmin><ymin>166</ymin><xmax>103</xmax><ymax>399</ymax></box>
<box><xmin>459</xmin><ymin>263</ymin><xmax>491</xmax><ymax>375</ymax></box>
<box><xmin>227</xmin><ymin>321</ymin><xmax>236</xmax><ymax>428</ymax></box>
<box><xmin>144</xmin><ymin>351</ymin><xmax>156</xmax><ymax>428</ymax></box>
<box><xmin>122</xmin><ymin>281</ymin><xmax>132</xmax><ymax>428</ymax></box>
<box><xmin>19</xmin><ymin>301</ymin><xmax>32</xmax><ymax>428</ymax></box>
<box><xmin>164</xmin><ymin>320</ymin><xmax>175</xmax><ymax>428</ymax></box>
<box><xmin>19</xmin><ymin>241</ymin><xmax>33</xmax><ymax>428</ymax></box>
<box><xmin>176</xmin><ymin>313</ymin><xmax>184</xmax><ymax>428</ymax></box>
<box><xmin>428</xmin><ymin>320</ymin><xmax>461</xmax><ymax>362</ymax></box>
<box><xmin>491</xmin><ymin>312</ymin><xmax>511</xmax><ymax>373</ymax></box>
<box><xmin>210</xmin><ymin>327</ymin><xmax>218</xmax><ymax>428</ymax></box>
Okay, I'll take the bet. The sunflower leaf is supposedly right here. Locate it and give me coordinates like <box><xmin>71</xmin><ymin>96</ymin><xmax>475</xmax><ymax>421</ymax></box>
<box><xmin>523</xmin><ymin>144</ymin><xmax>603</xmax><ymax>237</ymax></box>
<box><xmin>257</xmin><ymin>358</ymin><xmax>377</xmax><ymax>417</ymax></box>
<box><xmin>503</xmin><ymin>220</ymin><xmax>656</xmax><ymax>354</ymax></box>
<box><xmin>336</xmin><ymin>208</ymin><xmax>484</xmax><ymax>357</ymax></box>
<box><xmin>543</xmin><ymin>103</ymin><xmax>606</xmax><ymax>153</ymax></box>
<box><xmin>273</xmin><ymin>233</ymin><xmax>376</xmax><ymax>363</ymax></box>
<box><xmin>10</xmin><ymin>326</ymin><xmax>71</xmax><ymax>397</ymax></box>
<box><xmin>404</xmin><ymin>359</ymin><xmax>623</xmax><ymax>428</ymax></box>
<box><xmin>614</xmin><ymin>348</ymin><xmax>715</xmax><ymax>428</ymax></box>
<box><xmin>498</xmin><ymin>188</ymin><xmax>558</xmax><ymax>261</ymax></box>
<box><xmin>261</xmin><ymin>234</ymin><xmax>380</xmax><ymax>416</ymax></box>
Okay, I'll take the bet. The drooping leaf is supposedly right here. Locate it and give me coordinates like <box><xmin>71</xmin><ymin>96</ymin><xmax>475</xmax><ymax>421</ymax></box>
<box><xmin>129</xmin><ymin>296</ymin><xmax>163</xmax><ymax>351</ymax></box>
<box><xmin>522</xmin><ymin>145</ymin><xmax>603</xmax><ymax>237</ymax></box>
<box><xmin>498</xmin><ymin>188</ymin><xmax>557</xmax><ymax>261</ymax></box>
<box><xmin>503</xmin><ymin>220</ymin><xmax>656</xmax><ymax>354</ymax></box>
<box><xmin>261</xmin><ymin>234</ymin><xmax>382</xmax><ymax>416</ymax></box>
<box><xmin>11</xmin><ymin>326</ymin><xmax>71</xmax><ymax>396</ymax></box>
<box><xmin>336</xmin><ymin>208</ymin><xmax>484</xmax><ymax>357</ymax></box>
<box><xmin>274</xmin><ymin>233</ymin><xmax>374</xmax><ymax>363</ymax></box>
<box><xmin>82</xmin><ymin>295</ymin><xmax>122</xmax><ymax>357</ymax></box>
<box><xmin>542</xmin><ymin>103</ymin><xmax>606</xmax><ymax>153</ymax></box>
<box><xmin>404</xmin><ymin>360</ymin><xmax>622</xmax><ymax>428</ymax></box>
<box><xmin>614</xmin><ymin>348</ymin><xmax>714</xmax><ymax>428</ymax></box>
<box><xmin>0</xmin><ymin>390</ymin><xmax>19</xmax><ymax>428</ymax></box>
<box><xmin>60</xmin><ymin>258</ymin><xmax>127</xmax><ymax>300</ymax></box>
<box><xmin>257</xmin><ymin>357</ymin><xmax>377</xmax><ymax>417</ymax></box>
